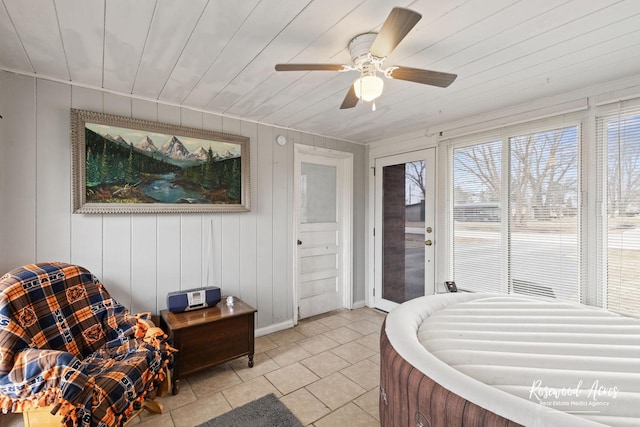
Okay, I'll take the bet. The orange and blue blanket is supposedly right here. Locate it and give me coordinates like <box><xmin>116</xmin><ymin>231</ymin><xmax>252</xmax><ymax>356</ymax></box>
<box><xmin>0</xmin><ymin>262</ymin><xmax>173</xmax><ymax>426</ymax></box>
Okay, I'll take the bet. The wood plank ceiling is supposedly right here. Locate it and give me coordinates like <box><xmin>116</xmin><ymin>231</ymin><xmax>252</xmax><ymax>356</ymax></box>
<box><xmin>1</xmin><ymin>0</ymin><xmax>640</xmax><ymax>143</ymax></box>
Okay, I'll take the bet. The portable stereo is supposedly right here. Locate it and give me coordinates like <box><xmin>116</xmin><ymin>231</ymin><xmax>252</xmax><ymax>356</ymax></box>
<box><xmin>166</xmin><ymin>286</ymin><xmax>221</xmax><ymax>313</ymax></box>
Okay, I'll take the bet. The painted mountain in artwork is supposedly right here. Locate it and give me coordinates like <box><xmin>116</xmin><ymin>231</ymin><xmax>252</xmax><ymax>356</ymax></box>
<box><xmin>136</xmin><ymin>135</ymin><xmax>158</xmax><ymax>152</ymax></box>
<box><xmin>103</xmin><ymin>133</ymin><xmax>129</xmax><ymax>147</ymax></box>
<box><xmin>219</xmin><ymin>150</ymin><xmax>238</xmax><ymax>159</ymax></box>
<box><xmin>160</xmin><ymin>136</ymin><xmax>190</xmax><ymax>159</ymax></box>
<box><xmin>190</xmin><ymin>146</ymin><xmax>208</xmax><ymax>161</ymax></box>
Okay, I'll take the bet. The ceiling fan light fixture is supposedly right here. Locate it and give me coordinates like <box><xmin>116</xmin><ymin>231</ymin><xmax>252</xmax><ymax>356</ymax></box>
<box><xmin>353</xmin><ymin>75</ymin><xmax>384</xmax><ymax>102</ymax></box>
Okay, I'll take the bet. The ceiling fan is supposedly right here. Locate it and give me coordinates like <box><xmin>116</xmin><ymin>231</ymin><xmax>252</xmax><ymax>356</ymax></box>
<box><xmin>274</xmin><ymin>7</ymin><xmax>457</xmax><ymax>111</ymax></box>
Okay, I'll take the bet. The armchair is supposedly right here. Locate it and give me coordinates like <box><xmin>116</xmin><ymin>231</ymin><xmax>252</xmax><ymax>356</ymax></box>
<box><xmin>0</xmin><ymin>262</ymin><xmax>174</xmax><ymax>426</ymax></box>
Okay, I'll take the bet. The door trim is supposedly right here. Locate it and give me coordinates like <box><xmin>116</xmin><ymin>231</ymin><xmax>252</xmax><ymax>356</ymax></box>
<box><xmin>293</xmin><ymin>144</ymin><xmax>353</xmax><ymax>324</ymax></box>
<box><xmin>373</xmin><ymin>148</ymin><xmax>436</xmax><ymax>312</ymax></box>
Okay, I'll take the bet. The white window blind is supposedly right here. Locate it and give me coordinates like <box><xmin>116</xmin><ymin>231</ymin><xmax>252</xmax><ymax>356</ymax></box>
<box><xmin>453</xmin><ymin>140</ymin><xmax>503</xmax><ymax>292</ymax></box>
<box><xmin>508</xmin><ymin>126</ymin><xmax>580</xmax><ymax>301</ymax></box>
<box><xmin>452</xmin><ymin>124</ymin><xmax>581</xmax><ymax>302</ymax></box>
<box><xmin>596</xmin><ymin>102</ymin><xmax>640</xmax><ymax>316</ymax></box>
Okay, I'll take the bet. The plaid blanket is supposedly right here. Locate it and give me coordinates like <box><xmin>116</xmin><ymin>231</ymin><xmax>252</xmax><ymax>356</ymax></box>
<box><xmin>0</xmin><ymin>262</ymin><xmax>174</xmax><ymax>426</ymax></box>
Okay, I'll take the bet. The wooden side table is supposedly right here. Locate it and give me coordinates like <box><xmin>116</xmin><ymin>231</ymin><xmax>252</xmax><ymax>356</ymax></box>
<box><xmin>160</xmin><ymin>297</ymin><xmax>257</xmax><ymax>395</ymax></box>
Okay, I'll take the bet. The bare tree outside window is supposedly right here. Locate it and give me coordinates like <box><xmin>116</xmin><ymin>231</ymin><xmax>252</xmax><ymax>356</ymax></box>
<box><xmin>405</xmin><ymin>161</ymin><xmax>425</xmax><ymax>204</ymax></box>
<box><xmin>510</xmin><ymin>128</ymin><xmax>578</xmax><ymax>228</ymax></box>
<box><xmin>608</xmin><ymin>116</ymin><xmax>640</xmax><ymax>217</ymax></box>
<box><xmin>453</xmin><ymin>129</ymin><xmax>578</xmax><ymax>228</ymax></box>
<box><xmin>455</xmin><ymin>143</ymin><xmax>501</xmax><ymax>204</ymax></box>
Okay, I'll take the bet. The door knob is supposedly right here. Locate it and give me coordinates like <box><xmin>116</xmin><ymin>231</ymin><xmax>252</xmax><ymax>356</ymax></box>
<box><xmin>424</xmin><ymin>240</ymin><xmax>433</xmax><ymax>246</ymax></box>
<box><xmin>297</xmin><ymin>240</ymin><xmax>302</xmax><ymax>245</ymax></box>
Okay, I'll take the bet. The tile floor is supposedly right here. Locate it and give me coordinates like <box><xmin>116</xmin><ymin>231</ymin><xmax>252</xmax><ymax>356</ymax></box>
<box><xmin>2</xmin><ymin>307</ymin><xmax>386</xmax><ymax>427</ymax></box>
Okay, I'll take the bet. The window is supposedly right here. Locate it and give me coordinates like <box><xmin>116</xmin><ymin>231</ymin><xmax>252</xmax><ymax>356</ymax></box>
<box><xmin>452</xmin><ymin>123</ymin><xmax>581</xmax><ymax>302</ymax></box>
<box><xmin>597</xmin><ymin>102</ymin><xmax>640</xmax><ymax>316</ymax></box>
<box><xmin>453</xmin><ymin>140</ymin><xmax>502</xmax><ymax>293</ymax></box>
<box><xmin>447</xmin><ymin>98</ymin><xmax>640</xmax><ymax>315</ymax></box>
<box><xmin>508</xmin><ymin>127</ymin><xmax>580</xmax><ymax>302</ymax></box>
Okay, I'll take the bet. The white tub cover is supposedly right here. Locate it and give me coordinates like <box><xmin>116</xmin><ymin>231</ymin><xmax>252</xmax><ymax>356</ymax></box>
<box><xmin>385</xmin><ymin>293</ymin><xmax>640</xmax><ymax>427</ymax></box>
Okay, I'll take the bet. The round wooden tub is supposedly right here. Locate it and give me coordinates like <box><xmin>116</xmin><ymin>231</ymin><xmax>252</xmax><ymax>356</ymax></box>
<box><xmin>379</xmin><ymin>294</ymin><xmax>640</xmax><ymax>427</ymax></box>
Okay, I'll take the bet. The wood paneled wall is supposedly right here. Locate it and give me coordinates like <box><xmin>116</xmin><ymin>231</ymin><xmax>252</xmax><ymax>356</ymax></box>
<box><xmin>0</xmin><ymin>71</ymin><xmax>366</xmax><ymax>332</ymax></box>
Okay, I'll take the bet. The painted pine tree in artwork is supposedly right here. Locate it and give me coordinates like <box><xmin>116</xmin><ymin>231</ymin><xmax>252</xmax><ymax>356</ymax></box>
<box><xmin>229</xmin><ymin>159</ymin><xmax>240</xmax><ymax>200</ymax></box>
<box><xmin>100</xmin><ymin>139</ymin><xmax>114</xmax><ymax>183</ymax></box>
<box><xmin>86</xmin><ymin>147</ymin><xmax>100</xmax><ymax>187</ymax></box>
<box><xmin>203</xmin><ymin>147</ymin><xmax>217</xmax><ymax>189</ymax></box>
<box><xmin>125</xmin><ymin>143</ymin><xmax>138</xmax><ymax>184</ymax></box>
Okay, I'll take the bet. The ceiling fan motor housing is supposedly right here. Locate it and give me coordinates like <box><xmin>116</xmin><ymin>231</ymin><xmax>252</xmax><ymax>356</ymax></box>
<box><xmin>348</xmin><ymin>33</ymin><xmax>379</xmax><ymax>68</ymax></box>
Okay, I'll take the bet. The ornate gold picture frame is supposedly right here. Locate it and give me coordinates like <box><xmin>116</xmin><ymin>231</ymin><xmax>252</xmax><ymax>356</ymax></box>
<box><xmin>71</xmin><ymin>109</ymin><xmax>250</xmax><ymax>214</ymax></box>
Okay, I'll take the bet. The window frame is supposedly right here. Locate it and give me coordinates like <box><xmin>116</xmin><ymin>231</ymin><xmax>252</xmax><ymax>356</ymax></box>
<box><xmin>447</xmin><ymin>113</ymin><xmax>586</xmax><ymax>303</ymax></box>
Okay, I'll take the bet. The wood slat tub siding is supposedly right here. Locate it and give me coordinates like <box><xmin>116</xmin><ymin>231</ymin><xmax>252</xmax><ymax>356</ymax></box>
<box><xmin>380</xmin><ymin>319</ymin><xmax>523</xmax><ymax>427</ymax></box>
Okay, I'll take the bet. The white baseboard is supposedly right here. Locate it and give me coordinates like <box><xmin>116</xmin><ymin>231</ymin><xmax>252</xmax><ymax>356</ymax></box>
<box><xmin>255</xmin><ymin>319</ymin><xmax>295</xmax><ymax>337</ymax></box>
<box><xmin>352</xmin><ymin>300</ymin><xmax>366</xmax><ymax>309</ymax></box>
<box><xmin>255</xmin><ymin>302</ymin><xmax>369</xmax><ymax>337</ymax></box>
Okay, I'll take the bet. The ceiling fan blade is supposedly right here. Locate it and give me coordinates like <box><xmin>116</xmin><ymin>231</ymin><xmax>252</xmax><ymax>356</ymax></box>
<box><xmin>275</xmin><ymin>63</ymin><xmax>346</xmax><ymax>72</ymax></box>
<box><xmin>340</xmin><ymin>85</ymin><xmax>358</xmax><ymax>109</ymax></box>
<box><xmin>388</xmin><ymin>66</ymin><xmax>457</xmax><ymax>88</ymax></box>
<box><xmin>369</xmin><ymin>7</ymin><xmax>422</xmax><ymax>58</ymax></box>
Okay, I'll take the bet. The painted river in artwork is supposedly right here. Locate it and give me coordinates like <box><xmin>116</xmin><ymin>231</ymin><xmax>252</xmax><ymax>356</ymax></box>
<box><xmin>141</xmin><ymin>173</ymin><xmax>209</xmax><ymax>204</ymax></box>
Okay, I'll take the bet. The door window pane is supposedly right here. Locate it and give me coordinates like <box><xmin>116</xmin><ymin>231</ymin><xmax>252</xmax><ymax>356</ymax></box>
<box><xmin>300</xmin><ymin>163</ymin><xmax>336</xmax><ymax>223</ymax></box>
<box><xmin>382</xmin><ymin>161</ymin><xmax>425</xmax><ymax>303</ymax></box>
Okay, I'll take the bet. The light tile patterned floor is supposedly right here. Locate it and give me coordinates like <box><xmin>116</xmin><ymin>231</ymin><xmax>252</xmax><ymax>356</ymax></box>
<box><xmin>2</xmin><ymin>307</ymin><xmax>385</xmax><ymax>427</ymax></box>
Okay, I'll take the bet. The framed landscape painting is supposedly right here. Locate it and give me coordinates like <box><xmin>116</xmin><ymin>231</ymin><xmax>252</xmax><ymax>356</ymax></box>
<box><xmin>71</xmin><ymin>109</ymin><xmax>250</xmax><ymax>213</ymax></box>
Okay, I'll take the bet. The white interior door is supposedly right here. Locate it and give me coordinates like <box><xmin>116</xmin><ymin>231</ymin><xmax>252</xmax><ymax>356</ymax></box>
<box><xmin>373</xmin><ymin>149</ymin><xmax>436</xmax><ymax>312</ymax></box>
<box><xmin>294</xmin><ymin>145</ymin><xmax>353</xmax><ymax>320</ymax></box>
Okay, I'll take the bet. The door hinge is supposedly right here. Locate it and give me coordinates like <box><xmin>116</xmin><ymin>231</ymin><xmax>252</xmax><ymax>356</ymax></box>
<box><xmin>373</xmin><ymin>288</ymin><xmax>375</xmax><ymax>297</ymax></box>
<box><xmin>297</xmin><ymin>306</ymin><xmax>300</xmax><ymax>318</ymax></box>
<box><xmin>372</xmin><ymin>167</ymin><xmax>376</xmax><ymax>176</ymax></box>
<box><xmin>373</xmin><ymin>227</ymin><xmax>375</xmax><ymax>236</ymax></box>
